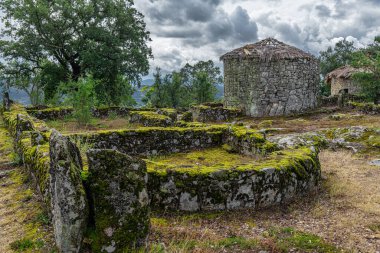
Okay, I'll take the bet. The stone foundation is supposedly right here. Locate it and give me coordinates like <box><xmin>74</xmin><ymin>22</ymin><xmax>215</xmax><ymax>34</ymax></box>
<box><xmin>191</xmin><ymin>104</ymin><xmax>242</xmax><ymax>122</ymax></box>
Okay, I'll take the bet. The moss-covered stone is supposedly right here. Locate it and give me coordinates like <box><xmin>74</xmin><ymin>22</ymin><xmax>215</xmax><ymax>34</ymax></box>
<box><xmin>27</xmin><ymin>107</ymin><xmax>74</xmax><ymax>120</ymax></box>
<box><xmin>49</xmin><ymin>130</ymin><xmax>88</xmax><ymax>253</ymax></box>
<box><xmin>225</xmin><ymin>126</ymin><xmax>279</xmax><ymax>155</ymax></box>
<box><xmin>156</xmin><ymin>108</ymin><xmax>177</xmax><ymax>121</ymax></box>
<box><xmin>146</xmin><ymin>147</ymin><xmax>320</xmax><ymax>211</ymax></box>
<box><xmin>191</xmin><ymin>104</ymin><xmax>242</xmax><ymax>122</ymax></box>
<box><xmin>129</xmin><ymin>111</ymin><xmax>173</xmax><ymax>127</ymax></box>
<box><xmin>71</xmin><ymin>125</ymin><xmax>228</xmax><ymax>156</ymax></box>
<box><xmin>180</xmin><ymin>111</ymin><xmax>193</xmax><ymax>122</ymax></box>
<box><xmin>86</xmin><ymin>149</ymin><xmax>149</xmax><ymax>252</ymax></box>
<box><xmin>348</xmin><ymin>101</ymin><xmax>380</xmax><ymax>115</ymax></box>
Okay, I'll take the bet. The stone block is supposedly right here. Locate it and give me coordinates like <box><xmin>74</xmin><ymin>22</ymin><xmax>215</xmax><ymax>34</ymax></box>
<box><xmin>86</xmin><ymin>149</ymin><xmax>150</xmax><ymax>252</ymax></box>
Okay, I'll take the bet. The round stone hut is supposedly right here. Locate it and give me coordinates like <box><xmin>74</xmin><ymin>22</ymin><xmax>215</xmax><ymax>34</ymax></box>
<box><xmin>220</xmin><ymin>38</ymin><xmax>320</xmax><ymax>117</ymax></box>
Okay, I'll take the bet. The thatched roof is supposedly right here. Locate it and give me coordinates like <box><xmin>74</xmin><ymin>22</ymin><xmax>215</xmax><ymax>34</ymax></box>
<box><xmin>220</xmin><ymin>38</ymin><xmax>317</xmax><ymax>62</ymax></box>
<box><xmin>326</xmin><ymin>65</ymin><xmax>364</xmax><ymax>83</ymax></box>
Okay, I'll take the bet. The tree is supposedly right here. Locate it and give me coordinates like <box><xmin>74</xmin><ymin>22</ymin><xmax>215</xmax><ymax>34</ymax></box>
<box><xmin>319</xmin><ymin>39</ymin><xmax>357</xmax><ymax>76</ymax></box>
<box><xmin>2</xmin><ymin>60</ymin><xmax>45</xmax><ymax>105</ymax></box>
<box><xmin>142</xmin><ymin>68</ymin><xmax>169</xmax><ymax>108</ymax></box>
<box><xmin>318</xmin><ymin>39</ymin><xmax>357</xmax><ymax>96</ymax></box>
<box><xmin>142</xmin><ymin>60</ymin><xmax>222</xmax><ymax>108</ymax></box>
<box><xmin>351</xmin><ymin>37</ymin><xmax>380</xmax><ymax>104</ymax></box>
<box><xmin>192</xmin><ymin>71</ymin><xmax>217</xmax><ymax>104</ymax></box>
<box><xmin>39</xmin><ymin>61</ymin><xmax>69</xmax><ymax>103</ymax></box>
<box><xmin>165</xmin><ymin>72</ymin><xmax>184</xmax><ymax>108</ymax></box>
<box><xmin>59</xmin><ymin>75</ymin><xmax>98</xmax><ymax>125</ymax></box>
<box><xmin>0</xmin><ymin>0</ymin><xmax>152</xmax><ymax>105</ymax></box>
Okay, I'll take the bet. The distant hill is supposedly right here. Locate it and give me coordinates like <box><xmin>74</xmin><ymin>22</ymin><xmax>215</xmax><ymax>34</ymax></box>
<box><xmin>0</xmin><ymin>80</ymin><xmax>224</xmax><ymax>107</ymax></box>
<box><xmin>141</xmin><ymin>79</ymin><xmax>154</xmax><ymax>86</ymax></box>
<box><xmin>0</xmin><ymin>86</ymin><xmax>31</xmax><ymax>105</ymax></box>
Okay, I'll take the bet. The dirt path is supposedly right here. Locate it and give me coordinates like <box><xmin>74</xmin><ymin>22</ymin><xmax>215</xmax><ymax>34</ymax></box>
<box><xmin>0</xmin><ymin>119</ymin><xmax>55</xmax><ymax>253</ymax></box>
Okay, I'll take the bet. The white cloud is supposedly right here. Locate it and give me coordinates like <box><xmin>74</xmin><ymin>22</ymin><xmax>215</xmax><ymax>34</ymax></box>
<box><xmin>134</xmin><ymin>0</ymin><xmax>380</xmax><ymax>77</ymax></box>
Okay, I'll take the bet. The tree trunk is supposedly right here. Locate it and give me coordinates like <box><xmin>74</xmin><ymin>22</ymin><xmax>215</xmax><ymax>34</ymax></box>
<box><xmin>374</xmin><ymin>93</ymin><xmax>380</xmax><ymax>105</ymax></box>
<box><xmin>70</xmin><ymin>62</ymin><xmax>81</xmax><ymax>81</ymax></box>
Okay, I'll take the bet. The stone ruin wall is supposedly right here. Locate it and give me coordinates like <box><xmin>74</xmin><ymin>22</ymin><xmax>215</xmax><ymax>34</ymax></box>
<box><xmin>224</xmin><ymin>58</ymin><xmax>320</xmax><ymax>117</ymax></box>
<box><xmin>2</xmin><ymin>104</ymin><xmax>322</xmax><ymax>252</ymax></box>
<box><xmin>330</xmin><ymin>78</ymin><xmax>361</xmax><ymax>96</ymax></box>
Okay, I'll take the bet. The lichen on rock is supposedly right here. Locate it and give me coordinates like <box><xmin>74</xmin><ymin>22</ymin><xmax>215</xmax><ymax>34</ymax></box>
<box><xmin>49</xmin><ymin>129</ymin><xmax>88</xmax><ymax>253</ymax></box>
<box><xmin>86</xmin><ymin>149</ymin><xmax>150</xmax><ymax>252</ymax></box>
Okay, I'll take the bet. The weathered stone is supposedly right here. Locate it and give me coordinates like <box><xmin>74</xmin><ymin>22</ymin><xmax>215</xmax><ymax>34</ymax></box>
<box><xmin>370</xmin><ymin>160</ymin><xmax>380</xmax><ymax>166</ymax></box>
<box><xmin>147</xmin><ymin>147</ymin><xmax>321</xmax><ymax>211</ymax></box>
<box><xmin>191</xmin><ymin>104</ymin><xmax>242</xmax><ymax>122</ymax></box>
<box><xmin>49</xmin><ymin>130</ymin><xmax>88</xmax><ymax>253</ymax></box>
<box><xmin>221</xmin><ymin>38</ymin><xmax>320</xmax><ymax>117</ymax></box>
<box><xmin>129</xmin><ymin>111</ymin><xmax>173</xmax><ymax>127</ymax></box>
<box><xmin>71</xmin><ymin>126</ymin><xmax>226</xmax><ymax>156</ymax></box>
<box><xmin>87</xmin><ymin>149</ymin><xmax>150</xmax><ymax>252</ymax></box>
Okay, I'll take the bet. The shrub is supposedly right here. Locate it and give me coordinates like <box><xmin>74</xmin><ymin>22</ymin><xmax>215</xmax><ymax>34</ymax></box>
<box><xmin>59</xmin><ymin>76</ymin><xmax>97</xmax><ymax>125</ymax></box>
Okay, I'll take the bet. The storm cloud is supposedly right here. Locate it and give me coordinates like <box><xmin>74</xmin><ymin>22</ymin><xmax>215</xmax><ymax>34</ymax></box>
<box><xmin>134</xmin><ymin>0</ymin><xmax>380</xmax><ymax>75</ymax></box>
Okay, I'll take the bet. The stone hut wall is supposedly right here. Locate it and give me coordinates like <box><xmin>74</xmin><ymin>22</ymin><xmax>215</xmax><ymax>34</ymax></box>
<box><xmin>223</xmin><ymin>58</ymin><xmax>319</xmax><ymax>117</ymax></box>
<box><xmin>330</xmin><ymin>78</ymin><xmax>361</xmax><ymax>96</ymax></box>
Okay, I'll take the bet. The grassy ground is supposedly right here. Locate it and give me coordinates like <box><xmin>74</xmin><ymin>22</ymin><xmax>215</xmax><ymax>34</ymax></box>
<box><xmin>146</xmin><ymin>147</ymin><xmax>263</xmax><ymax>171</ymax></box>
<box><xmin>0</xmin><ymin>119</ymin><xmax>55</xmax><ymax>253</ymax></box>
<box><xmin>46</xmin><ymin>116</ymin><xmax>136</xmax><ymax>134</ymax></box>
<box><xmin>244</xmin><ymin>108</ymin><xmax>380</xmax><ymax>134</ymax></box>
<box><xmin>147</xmin><ymin>150</ymin><xmax>380</xmax><ymax>252</ymax></box>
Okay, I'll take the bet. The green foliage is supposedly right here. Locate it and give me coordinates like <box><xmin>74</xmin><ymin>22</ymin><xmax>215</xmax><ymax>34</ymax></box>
<box><xmin>268</xmin><ymin>227</ymin><xmax>340</xmax><ymax>252</ymax></box>
<box><xmin>214</xmin><ymin>236</ymin><xmax>258</xmax><ymax>249</ymax></box>
<box><xmin>40</xmin><ymin>61</ymin><xmax>69</xmax><ymax>103</ymax></box>
<box><xmin>142</xmin><ymin>68</ymin><xmax>168</xmax><ymax>108</ymax></box>
<box><xmin>59</xmin><ymin>76</ymin><xmax>97</xmax><ymax>125</ymax></box>
<box><xmin>192</xmin><ymin>71</ymin><xmax>217</xmax><ymax>104</ymax></box>
<box><xmin>351</xmin><ymin>37</ymin><xmax>380</xmax><ymax>104</ymax></box>
<box><xmin>319</xmin><ymin>39</ymin><xmax>356</xmax><ymax>76</ymax></box>
<box><xmin>10</xmin><ymin>238</ymin><xmax>44</xmax><ymax>252</ymax></box>
<box><xmin>0</xmin><ymin>0</ymin><xmax>151</xmax><ymax>105</ymax></box>
<box><xmin>143</xmin><ymin>60</ymin><xmax>222</xmax><ymax>108</ymax></box>
<box><xmin>95</xmin><ymin>75</ymin><xmax>137</xmax><ymax>106</ymax></box>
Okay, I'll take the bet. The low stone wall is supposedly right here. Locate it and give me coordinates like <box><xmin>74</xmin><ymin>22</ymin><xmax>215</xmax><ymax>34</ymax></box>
<box><xmin>26</xmin><ymin>106</ymin><xmax>159</xmax><ymax>120</ymax></box>
<box><xmin>191</xmin><ymin>104</ymin><xmax>242</xmax><ymax>122</ymax></box>
<box><xmin>156</xmin><ymin>108</ymin><xmax>177</xmax><ymax>121</ymax></box>
<box><xmin>147</xmin><ymin>147</ymin><xmax>320</xmax><ymax>211</ymax></box>
<box><xmin>71</xmin><ymin>126</ymin><xmax>227</xmax><ymax>156</ymax></box>
<box><xmin>319</xmin><ymin>94</ymin><xmax>367</xmax><ymax>108</ymax></box>
<box><xmin>3</xmin><ymin>105</ymin><xmax>52</xmax><ymax>203</ymax></box>
<box><xmin>224</xmin><ymin>127</ymin><xmax>279</xmax><ymax>155</ymax></box>
<box><xmin>2</xmin><ymin>104</ymin><xmax>150</xmax><ymax>252</ymax></box>
<box><xmin>27</xmin><ymin>107</ymin><xmax>74</xmax><ymax>120</ymax></box>
<box><xmin>348</xmin><ymin>102</ymin><xmax>380</xmax><ymax>115</ymax></box>
<box><xmin>319</xmin><ymin>95</ymin><xmax>338</xmax><ymax>107</ymax></box>
<box><xmin>129</xmin><ymin>111</ymin><xmax>173</xmax><ymax>127</ymax></box>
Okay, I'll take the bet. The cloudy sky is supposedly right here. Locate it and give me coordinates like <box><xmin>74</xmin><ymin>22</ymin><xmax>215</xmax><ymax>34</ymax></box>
<box><xmin>135</xmin><ymin>0</ymin><xmax>380</xmax><ymax>76</ymax></box>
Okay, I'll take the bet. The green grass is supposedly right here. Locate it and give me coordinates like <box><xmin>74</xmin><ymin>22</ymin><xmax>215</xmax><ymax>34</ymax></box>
<box><xmin>10</xmin><ymin>238</ymin><xmax>44</xmax><ymax>252</ymax></box>
<box><xmin>212</xmin><ymin>236</ymin><xmax>258</xmax><ymax>249</ymax></box>
<box><xmin>268</xmin><ymin>227</ymin><xmax>341</xmax><ymax>253</ymax></box>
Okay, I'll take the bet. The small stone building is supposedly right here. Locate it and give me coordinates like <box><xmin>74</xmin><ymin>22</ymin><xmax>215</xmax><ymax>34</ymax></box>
<box><xmin>220</xmin><ymin>38</ymin><xmax>320</xmax><ymax>117</ymax></box>
<box><xmin>326</xmin><ymin>66</ymin><xmax>362</xmax><ymax>95</ymax></box>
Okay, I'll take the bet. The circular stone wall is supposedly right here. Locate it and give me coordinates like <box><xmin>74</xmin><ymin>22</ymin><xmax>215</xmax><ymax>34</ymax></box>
<box><xmin>223</xmin><ymin>57</ymin><xmax>320</xmax><ymax>117</ymax></box>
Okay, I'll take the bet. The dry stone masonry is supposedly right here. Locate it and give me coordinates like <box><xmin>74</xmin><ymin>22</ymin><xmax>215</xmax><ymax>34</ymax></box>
<box><xmin>221</xmin><ymin>38</ymin><xmax>320</xmax><ymax>117</ymax></box>
<box><xmin>1</xmin><ymin>104</ymin><xmax>335</xmax><ymax>252</ymax></box>
<box><xmin>87</xmin><ymin>149</ymin><xmax>150</xmax><ymax>252</ymax></box>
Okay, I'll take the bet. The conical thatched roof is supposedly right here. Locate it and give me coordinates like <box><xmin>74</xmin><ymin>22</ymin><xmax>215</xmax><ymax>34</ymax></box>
<box><xmin>220</xmin><ymin>38</ymin><xmax>317</xmax><ymax>62</ymax></box>
<box><xmin>326</xmin><ymin>65</ymin><xmax>363</xmax><ymax>83</ymax></box>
